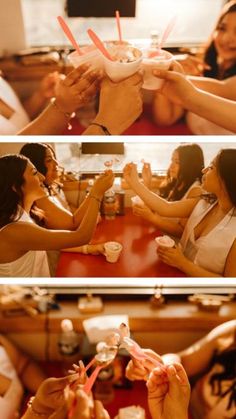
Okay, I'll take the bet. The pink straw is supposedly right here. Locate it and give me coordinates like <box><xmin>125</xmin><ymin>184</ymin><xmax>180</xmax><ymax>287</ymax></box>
<box><xmin>149</xmin><ymin>16</ymin><xmax>177</xmax><ymax>58</ymax></box>
<box><xmin>87</xmin><ymin>29</ymin><xmax>113</xmax><ymax>61</ymax></box>
<box><xmin>115</xmin><ymin>10</ymin><xmax>122</xmax><ymax>43</ymax></box>
<box><xmin>57</xmin><ymin>16</ymin><xmax>83</xmax><ymax>55</ymax></box>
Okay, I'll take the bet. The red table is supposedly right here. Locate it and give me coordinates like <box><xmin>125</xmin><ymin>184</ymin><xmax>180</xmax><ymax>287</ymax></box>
<box><xmin>56</xmin><ymin>208</ymin><xmax>185</xmax><ymax>277</ymax></box>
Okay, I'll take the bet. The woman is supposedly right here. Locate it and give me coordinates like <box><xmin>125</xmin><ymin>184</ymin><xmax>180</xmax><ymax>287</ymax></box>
<box><xmin>0</xmin><ymin>334</ymin><xmax>46</xmax><ymax>419</ymax></box>
<box><xmin>0</xmin><ymin>154</ymin><xmax>113</xmax><ymax>277</ymax></box>
<box><xmin>153</xmin><ymin>1</ymin><xmax>236</xmax><ymax>134</ymax></box>
<box><xmin>0</xmin><ymin>64</ymin><xmax>102</xmax><ymax>135</ymax></box>
<box><xmin>136</xmin><ymin>144</ymin><xmax>204</xmax><ymax>237</ymax></box>
<box><xmin>20</xmin><ymin>143</ymin><xmax>106</xmax><ymax>274</ymax></box>
<box><xmin>123</xmin><ymin>148</ymin><xmax>236</xmax><ymax>276</ymax></box>
<box><xmin>126</xmin><ymin>320</ymin><xmax>236</xmax><ymax>419</ymax></box>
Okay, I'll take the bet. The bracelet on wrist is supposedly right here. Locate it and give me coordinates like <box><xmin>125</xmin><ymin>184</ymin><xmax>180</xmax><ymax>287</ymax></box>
<box><xmin>27</xmin><ymin>397</ymin><xmax>49</xmax><ymax>417</ymax></box>
<box><xmin>50</xmin><ymin>97</ymin><xmax>76</xmax><ymax>130</ymax></box>
<box><xmin>89</xmin><ymin>122</ymin><xmax>111</xmax><ymax>135</ymax></box>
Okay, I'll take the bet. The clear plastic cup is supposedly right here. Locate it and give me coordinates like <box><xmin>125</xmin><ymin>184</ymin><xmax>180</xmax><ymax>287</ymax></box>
<box><xmin>131</xmin><ymin>195</ymin><xmax>145</xmax><ymax>207</ymax></box>
<box><xmin>141</xmin><ymin>49</ymin><xmax>173</xmax><ymax>90</ymax></box>
<box><xmin>103</xmin><ymin>44</ymin><xmax>142</xmax><ymax>82</ymax></box>
<box><xmin>104</xmin><ymin>241</ymin><xmax>123</xmax><ymax>263</ymax></box>
<box><xmin>68</xmin><ymin>45</ymin><xmax>104</xmax><ymax>71</ymax></box>
<box><xmin>155</xmin><ymin>235</ymin><xmax>175</xmax><ymax>249</ymax></box>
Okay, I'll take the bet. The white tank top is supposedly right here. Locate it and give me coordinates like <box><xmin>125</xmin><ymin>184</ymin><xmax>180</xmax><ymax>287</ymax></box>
<box><xmin>180</xmin><ymin>200</ymin><xmax>236</xmax><ymax>275</ymax></box>
<box><xmin>0</xmin><ymin>77</ymin><xmax>30</xmax><ymax>135</ymax></box>
<box><xmin>0</xmin><ymin>211</ymin><xmax>50</xmax><ymax>277</ymax></box>
<box><xmin>0</xmin><ymin>345</ymin><xmax>24</xmax><ymax>419</ymax></box>
<box><xmin>186</xmin><ymin>112</ymin><xmax>234</xmax><ymax>135</ymax></box>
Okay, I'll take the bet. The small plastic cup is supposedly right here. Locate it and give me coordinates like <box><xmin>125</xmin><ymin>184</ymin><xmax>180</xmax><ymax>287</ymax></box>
<box><xmin>68</xmin><ymin>45</ymin><xmax>104</xmax><ymax>71</ymax></box>
<box><xmin>104</xmin><ymin>241</ymin><xmax>123</xmax><ymax>263</ymax></box>
<box><xmin>103</xmin><ymin>44</ymin><xmax>142</xmax><ymax>82</ymax></box>
<box><xmin>141</xmin><ymin>49</ymin><xmax>173</xmax><ymax>90</ymax></box>
<box><xmin>155</xmin><ymin>235</ymin><xmax>175</xmax><ymax>249</ymax></box>
<box><xmin>131</xmin><ymin>195</ymin><xmax>145</xmax><ymax>207</ymax></box>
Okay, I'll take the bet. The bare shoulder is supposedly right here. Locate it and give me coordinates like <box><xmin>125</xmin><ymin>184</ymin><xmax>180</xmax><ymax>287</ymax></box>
<box><xmin>186</xmin><ymin>185</ymin><xmax>203</xmax><ymax>199</ymax></box>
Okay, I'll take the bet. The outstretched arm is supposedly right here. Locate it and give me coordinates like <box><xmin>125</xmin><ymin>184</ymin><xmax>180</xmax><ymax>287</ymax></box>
<box><xmin>154</xmin><ymin>69</ymin><xmax>236</xmax><ymax>133</ymax></box>
<box><xmin>83</xmin><ymin>73</ymin><xmax>143</xmax><ymax>135</ymax></box>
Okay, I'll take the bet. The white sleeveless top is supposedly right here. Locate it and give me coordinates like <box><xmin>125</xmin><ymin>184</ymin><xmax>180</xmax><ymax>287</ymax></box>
<box><xmin>180</xmin><ymin>200</ymin><xmax>236</xmax><ymax>275</ymax></box>
<box><xmin>0</xmin><ymin>211</ymin><xmax>50</xmax><ymax>277</ymax></box>
<box><xmin>186</xmin><ymin>112</ymin><xmax>234</xmax><ymax>135</ymax></box>
<box><xmin>0</xmin><ymin>345</ymin><xmax>24</xmax><ymax>418</ymax></box>
<box><xmin>0</xmin><ymin>77</ymin><xmax>29</xmax><ymax>135</ymax></box>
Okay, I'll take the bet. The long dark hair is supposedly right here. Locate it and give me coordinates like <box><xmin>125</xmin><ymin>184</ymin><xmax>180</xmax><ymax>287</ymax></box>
<box><xmin>216</xmin><ymin>148</ymin><xmax>236</xmax><ymax>207</ymax></box>
<box><xmin>160</xmin><ymin>144</ymin><xmax>204</xmax><ymax>201</ymax></box>
<box><xmin>203</xmin><ymin>1</ymin><xmax>236</xmax><ymax>79</ymax></box>
<box><xmin>209</xmin><ymin>329</ymin><xmax>236</xmax><ymax>414</ymax></box>
<box><xmin>0</xmin><ymin>154</ymin><xmax>28</xmax><ymax>228</ymax></box>
<box><xmin>20</xmin><ymin>143</ymin><xmax>58</xmax><ymax>195</ymax></box>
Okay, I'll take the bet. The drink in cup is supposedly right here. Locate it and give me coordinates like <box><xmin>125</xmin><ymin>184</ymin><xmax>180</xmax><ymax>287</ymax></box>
<box><xmin>131</xmin><ymin>195</ymin><xmax>145</xmax><ymax>207</ymax></box>
<box><xmin>141</xmin><ymin>49</ymin><xmax>173</xmax><ymax>90</ymax></box>
<box><xmin>104</xmin><ymin>241</ymin><xmax>123</xmax><ymax>263</ymax></box>
<box><xmin>68</xmin><ymin>45</ymin><xmax>104</xmax><ymax>71</ymax></box>
<box><xmin>155</xmin><ymin>235</ymin><xmax>175</xmax><ymax>249</ymax></box>
<box><xmin>103</xmin><ymin>44</ymin><xmax>142</xmax><ymax>82</ymax></box>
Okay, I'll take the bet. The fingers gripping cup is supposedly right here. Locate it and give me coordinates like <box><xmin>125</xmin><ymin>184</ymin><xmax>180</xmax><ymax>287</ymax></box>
<box><xmin>104</xmin><ymin>241</ymin><xmax>123</xmax><ymax>263</ymax></box>
<box><xmin>142</xmin><ymin>49</ymin><xmax>173</xmax><ymax>90</ymax></box>
<box><xmin>131</xmin><ymin>195</ymin><xmax>145</xmax><ymax>207</ymax></box>
<box><xmin>155</xmin><ymin>235</ymin><xmax>175</xmax><ymax>249</ymax></box>
<box><xmin>68</xmin><ymin>45</ymin><xmax>104</xmax><ymax>71</ymax></box>
<box><xmin>103</xmin><ymin>44</ymin><xmax>142</xmax><ymax>82</ymax></box>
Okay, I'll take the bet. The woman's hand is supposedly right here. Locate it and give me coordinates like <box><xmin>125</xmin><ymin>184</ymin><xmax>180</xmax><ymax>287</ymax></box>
<box><xmin>87</xmin><ymin>243</ymin><xmax>105</xmax><ymax>255</ymax></box>
<box><xmin>126</xmin><ymin>349</ymin><xmax>163</xmax><ymax>381</ymax></box>
<box><xmin>142</xmin><ymin>162</ymin><xmax>152</xmax><ymax>188</ymax></box>
<box><xmin>153</xmin><ymin>66</ymin><xmax>197</xmax><ymax>108</ymax></box>
<box><xmin>91</xmin><ymin>170</ymin><xmax>115</xmax><ymax>198</ymax></box>
<box><xmin>55</xmin><ymin>65</ymin><xmax>102</xmax><ymax>113</ymax></box>
<box><xmin>133</xmin><ymin>204</ymin><xmax>156</xmax><ymax>223</ymax></box>
<box><xmin>123</xmin><ymin>163</ymin><xmax>140</xmax><ymax>188</ymax></box>
<box><xmin>38</xmin><ymin>72</ymin><xmax>62</xmax><ymax>99</ymax></box>
<box><xmin>31</xmin><ymin>376</ymin><xmax>76</xmax><ymax>416</ymax></box>
<box><xmin>157</xmin><ymin>244</ymin><xmax>187</xmax><ymax>270</ymax></box>
<box><xmin>93</xmin><ymin>73</ymin><xmax>143</xmax><ymax>134</ymax></box>
<box><xmin>147</xmin><ymin>363</ymin><xmax>190</xmax><ymax>419</ymax></box>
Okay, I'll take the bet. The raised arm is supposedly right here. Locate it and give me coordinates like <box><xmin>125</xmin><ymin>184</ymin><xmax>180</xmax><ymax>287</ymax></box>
<box><xmin>153</xmin><ymin>69</ymin><xmax>236</xmax><ymax>133</ymax></box>
<box><xmin>123</xmin><ymin>163</ymin><xmax>198</xmax><ymax>218</ymax></box>
<box><xmin>2</xmin><ymin>171</ymin><xmax>114</xmax><ymax>252</ymax></box>
<box><xmin>36</xmin><ymin>173</ymin><xmax>110</xmax><ymax>230</ymax></box>
<box><xmin>83</xmin><ymin>73</ymin><xmax>143</xmax><ymax>135</ymax></box>
<box><xmin>189</xmin><ymin>75</ymin><xmax>236</xmax><ymax>100</ymax></box>
<box><xmin>18</xmin><ymin>65</ymin><xmax>101</xmax><ymax>135</ymax></box>
<box><xmin>178</xmin><ymin>320</ymin><xmax>236</xmax><ymax>377</ymax></box>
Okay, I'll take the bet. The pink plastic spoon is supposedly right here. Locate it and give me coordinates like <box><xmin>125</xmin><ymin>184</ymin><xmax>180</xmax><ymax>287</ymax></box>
<box><xmin>149</xmin><ymin>16</ymin><xmax>177</xmax><ymax>58</ymax></box>
<box><xmin>116</xmin><ymin>10</ymin><xmax>122</xmax><ymax>43</ymax></box>
<box><xmin>87</xmin><ymin>29</ymin><xmax>114</xmax><ymax>61</ymax></box>
<box><xmin>57</xmin><ymin>16</ymin><xmax>83</xmax><ymax>55</ymax></box>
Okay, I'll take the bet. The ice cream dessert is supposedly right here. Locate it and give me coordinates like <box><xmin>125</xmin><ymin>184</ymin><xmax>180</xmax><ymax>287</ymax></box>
<box><xmin>102</xmin><ymin>44</ymin><xmax>142</xmax><ymax>82</ymax></box>
<box><xmin>155</xmin><ymin>235</ymin><xmax>175</xmax><ymax>248</ymax></box>
<box><xmin>104</xmin><ymin>241</ymin><xmax>123</xmax><ymax>263</ymax></box>
<box><xmin>141</xmin><ymin>49</ymin><xmax>173</xmax><ymax>90</ymax></box>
